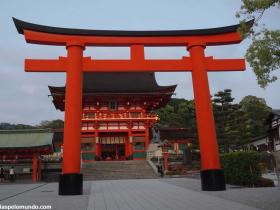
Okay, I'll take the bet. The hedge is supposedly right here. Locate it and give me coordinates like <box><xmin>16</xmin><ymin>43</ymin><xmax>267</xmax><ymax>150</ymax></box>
<box><xmin>220</xmin><ymin>151</ymin><xmax>262</xmax><ymax>187</ymax></box>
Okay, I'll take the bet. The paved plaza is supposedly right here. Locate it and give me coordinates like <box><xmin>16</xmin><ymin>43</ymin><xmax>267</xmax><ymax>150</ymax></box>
<box><xmin>0</xmin><ymin>178</ymin><xmax>279</xmax><ymax>210</ymax></box>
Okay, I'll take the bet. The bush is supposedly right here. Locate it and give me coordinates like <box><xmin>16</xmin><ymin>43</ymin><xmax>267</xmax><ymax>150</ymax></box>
<box><xmin>259</xmin><ymin>152</ymin><xmax>276</xmax><ymax>172</ymax></box>
<box><xmin>165</xmin><ymin>171</ymin><xmax>179</xmax><ymax>175</ymax></box>
<box><xmin>191</xmin><ymin>161</ymin><xmax>201</xmax><ymax>170</ymax></box>
<box><xmin>220</xmin><ymin>151</ymin><xmax>262</xmax><ymax>187</ymax></box>
<box><xmin>255</xmin><ymin>177</ymin><xmax>274</xmax><ymax>187</ymax></box>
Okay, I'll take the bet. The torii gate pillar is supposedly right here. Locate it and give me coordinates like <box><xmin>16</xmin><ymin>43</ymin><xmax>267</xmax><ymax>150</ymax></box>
<box><xmin>59</xmin><ymin>43</ymin><xmax>84</xmax><ymax>195</ymax></box>
<box><xmin>189</xmin><ymin>44</ymin><xmax>225</xmax><ymax>190</ymax></box>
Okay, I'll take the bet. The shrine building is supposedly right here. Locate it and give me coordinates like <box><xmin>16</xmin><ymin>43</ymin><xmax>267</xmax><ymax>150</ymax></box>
<box><xmin>0</xmin><ymin>129</ymin><xmax>53</xmax><ymax>182</ymax></box>
<box><xmin>49</xmin><ymin>72</ymin><xmax>176</xmax><ymax>162</ymax></box>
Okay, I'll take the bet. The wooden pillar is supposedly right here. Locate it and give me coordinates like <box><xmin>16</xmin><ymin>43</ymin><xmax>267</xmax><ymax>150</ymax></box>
<box><xmin>37</xmin><ymin>158</ymin><xmax>41</xmax><ymax>181</ymax></box>
<box><xmin>129</xmin><ymin>136</ymin><xmax>133</xmax><ymax>158</ymax></box>
<box><xmin>59</xmin><ymin>42</ymin><xmax>84</xmax><ymax>195</ymax></box>
<box><xmin>125</xmin><ymin>137</ymin><xmax>129</xmax><ymax>158</ymax></box>
<box><xmin>32</xmin><ymin>154</ymin><xmax>38</xmax><ymax>182</ymax></box>
<box><xmin>94</xmin><ymin>130</ymin><xmax>101</xmax><ymax>160</ymax></box>
<box><xmin>128</xmin><ymin>125</ymin><xmax>133</xmax><ymax>159</ymax></box>
<box><xmin>163</xmin><ymin>152</ymin><xmax>169</xmax><ymax>173</ymax></box>
<box><xmin>188</xmin><ymin>43</ymin><xmax>225</xmax><ymax>191</ymax></box>
<box><xmin>145</xmin><ymin>125</ymin><xmax>150</xmax><ymax>150</ymax></box>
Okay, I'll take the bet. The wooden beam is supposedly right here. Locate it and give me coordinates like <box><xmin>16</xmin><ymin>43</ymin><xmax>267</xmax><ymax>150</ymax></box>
<box><xmin>25</xmin><ymin>56</ymin><xmax>245</xmax><ymax>73</ymax></box>
<box><xmin>23</xmin><ymin>30</ymin><xmax>242</xmax><ymax>47</ymax></box>
<box><xmin>25</xmin><ymin>57</ymin><xmax>66</xmax><ymax>72</ymax></box>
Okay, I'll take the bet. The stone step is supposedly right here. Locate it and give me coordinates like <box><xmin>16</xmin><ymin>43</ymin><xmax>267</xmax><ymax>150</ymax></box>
<box><xmin>81</xmin><ymin>160</ymin><xmax>157</xmax><ymax>180</ymax></box>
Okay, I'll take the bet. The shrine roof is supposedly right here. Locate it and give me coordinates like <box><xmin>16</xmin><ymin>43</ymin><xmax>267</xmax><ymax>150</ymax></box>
<box><xmin>0</xmin><ymin>129</ymin><xmax>53</xmax><ymax>150</ymax></box>
<box><xmin>13</xmin><ymin>18</ymin><xmax>253</xmax><ymax>37</ymax></box>
<box><xmin>49</xmin><ymin>72</ymin><xmax>176</xmax><ymax>94</ymax></box>
<box><xmin>52</xmin><ymin>130</ymin><xmax>63</xmax><ymax>144</ymax></box>
<box><xmin>272</xmin><ymin>109</ymin><xmax>280</xmax><ymax>117</ymax></box>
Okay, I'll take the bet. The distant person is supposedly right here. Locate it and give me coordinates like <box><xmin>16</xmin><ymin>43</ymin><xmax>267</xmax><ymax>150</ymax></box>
<box><xmin>0</xmin><ymin>166</ymin><xmax>4</xmax><ymax>182</ymax></box>
<box><xmin>9</xmin><ymin>166</ymin><xmax>15</xmax><ymax>182</ymax></box>
<box><xmin>157</xmin><ymin>164</ymin><xmax>164</xmax><ymax>177</ymax></box>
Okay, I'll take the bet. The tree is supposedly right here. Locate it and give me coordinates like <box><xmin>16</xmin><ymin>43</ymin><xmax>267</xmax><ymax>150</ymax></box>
<box><xmin>212</xmin><ymin>90</ymin><xmax>271</xmax><ymax>151</ymax></box>
<box><xmin>0</xmin><ymin>123</ymin><xmax>34</xmax><ymax>130</ymax></box>
<box><xmin>212</xmin><ymin>89</ymin><xmax>240</xmax><ymax>151</ymax></box>
<box><xmin>37</xmin><ymin>119</ymin><xmax>64</xmax><ymax>129</ymax></box>
<box><xmin>237</xmin><ymin>0</ymin><xmax>280</xmax><ymax>88</ymax></box>
<box><xmin>156</xmin><ymin>91</ymin><xmax>272</xmax><ymax>152</ymax></box>
<box><xmin>156</xmin><ymin>98</ymin><xmax>197</xmax><ymax>134</ymax></box>
<box><xmin>239</xmin><ymin>95</ymin><xmax>271</xmax><ymax>137</ymax></box>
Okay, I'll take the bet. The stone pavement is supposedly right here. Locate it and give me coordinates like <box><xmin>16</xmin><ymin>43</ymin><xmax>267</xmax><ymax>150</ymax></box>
<box><xmin>0</xmin><ymin>178</ymin><xmax>279</xmax><ymax>210</ymax></box>
<box><xmin>162</xmin><ymin>178</ymin><xmax>280</xmax><ymax>210</ymax></box>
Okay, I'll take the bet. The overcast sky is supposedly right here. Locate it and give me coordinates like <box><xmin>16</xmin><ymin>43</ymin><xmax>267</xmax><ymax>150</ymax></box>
<box><xmin>0</xmin><ymin>0</ymin><xmax>279</xmax><ymax>125</ymax></box>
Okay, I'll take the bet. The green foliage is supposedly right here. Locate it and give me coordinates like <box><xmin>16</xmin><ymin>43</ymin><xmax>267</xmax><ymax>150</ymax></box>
<box><xmin>156</xmin><ymin>98</ymin><xmax>197</xmax><ymax>130</ymax></box>
<box><xmin>37</xmin><ymin>119</ymin><xmax>64</xmax><ymax>129</ymax></box>
<box><xmin>221</xmin><ymin>151</ymin><xmax>262</xmax><ymax>186</ymax></box>
<box><xmin>213</xmin><ymin>89</ymin><xmax>234</xmax><ymax>106</ymax></box>
<box><xmin>213</xmin><ymin>90</ymin><xmax>271</xmax><ymax>151</ymax></box>
<box><xmin>239</xmin><ymin>95</ymin><xmax>271</xmax><ymax>138</ymax></box>
<box><xmin>246</xmin><ymin>30</ymin><xmax>280</xmax><ymax>88</ymax></box>
<box><xmin>156</xmin><ymin>99</ymin><xmax>198</xmax><ymax>146</ymax></box>
<box><xmin>165</xmin><ymin>171</ymin><xmax>180</xmax><ymax>176</ymax></box>
<box><xmin>0</xmin><ymin>120</ymin><xmax>64</xmax><ymax>130</ymax></box>
<box><xmin>237</xmin><ymin>0</ymin><xmax>280</xmax><ymax>87</ymax></box>
<box><xmin>0</xmin><ymin>123</ymin><xmax>35</xmax><ymax>130</ymax></box>
<box><xmin>237</xmin><ymin>0</ymin><xmax>279</xmax><ymax>21</ymax></box>
<box><xmin>213</xmin><ymin>89</ymin><xmax>239</xmax><ymax>151</ymax></box>
<box><xmin>157</xmin><ymin>90</ymin><xmax>271</xmax><ymax>149</ymax></box>
<box><xmin>255</xmin><ymin>177</ymin><xmax>274</xmax><ymax>187</ymax></box>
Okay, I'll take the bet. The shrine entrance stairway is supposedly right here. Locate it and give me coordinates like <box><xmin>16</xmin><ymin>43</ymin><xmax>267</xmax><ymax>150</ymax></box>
<box><xmin>81</xmin><ymin>160</ymin><xmax>157</xmax><ymax>180</ymax></box>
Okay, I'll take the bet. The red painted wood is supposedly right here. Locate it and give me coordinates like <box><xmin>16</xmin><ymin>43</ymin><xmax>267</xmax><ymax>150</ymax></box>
<box><xmin>94</xmin><ymin>131</ymin><xmax>101</xmax><ymax>158</ymax></box>
<box><xmin>32</xmin><ymin>154</ymin><xmax>38</xmax><ymax>182</ymax></box>
<box><xmin>37</xmin><ymin>159</ymin><xmax>42</xmax><ymax>181</ymax></box>
<box><xmin>163</xmin><ymin>152</ymin><xmax>169</xmax><ymax>172</ymax></box>
<box><xmin>145</xmin><ymin>126</ymin><xmax>150</xmax><ymax>150</ymax></box>
<box><xmin>189</xmin><ymin>44</ymin><xmax>221</xmax><ymax>170</ymax></box>
<box><xmin>62</xmin><ymin>44</ymin><xmax>84</xmax><ymax>174</ymax></box>
<box><xmin>25</xmin><ymin>57</ymin><xmax>245</xmax><ymax>73</ymax></box>
<box><xmin>23</xmin><ymin>30</ymin><xmax>242</xmax><ymax>46</ymax></box>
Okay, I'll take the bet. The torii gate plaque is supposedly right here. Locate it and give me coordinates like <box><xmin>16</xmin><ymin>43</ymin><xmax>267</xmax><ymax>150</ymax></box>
<box><xmin>13</xmin><ymin>18</ymin><xmax>251</xmax><ymax>195</ymax></box>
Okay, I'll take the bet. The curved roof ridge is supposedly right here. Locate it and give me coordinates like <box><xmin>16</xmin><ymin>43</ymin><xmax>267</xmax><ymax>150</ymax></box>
<box><xmin>50</xmin><ymin>72</ymin><xmax>177</xmax><ymax>93</ymax></box>
<box><xmin>152</xmin><ymin>73</ymin><xmax>177</xmax><ymax>91</ymax></box>
<box><xmin>13</xmin><ymin>18</ymin><xmax>254</xmax><ymax>37</ymax></box>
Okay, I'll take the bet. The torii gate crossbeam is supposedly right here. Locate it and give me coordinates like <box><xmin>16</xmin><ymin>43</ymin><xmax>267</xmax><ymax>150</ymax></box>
<box><xmin>13</xmin><ymin>18</ymin><xmax>252</xmax><ymax>195</ymax></box>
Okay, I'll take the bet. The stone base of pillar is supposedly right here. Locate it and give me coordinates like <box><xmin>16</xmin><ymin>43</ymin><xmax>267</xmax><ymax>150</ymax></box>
<box><xmin>59</xmin><ymin>173</ymin><xmax>83</xmax><ymax>195</ymax></box>
<box><xmin>200</xmin><ymin>169</ymin><xmax>226</xmax><ymax>191</ymax></box>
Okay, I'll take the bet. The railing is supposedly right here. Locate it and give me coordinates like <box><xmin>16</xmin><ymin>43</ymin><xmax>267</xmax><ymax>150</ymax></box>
<box><xmin>82</xmin><ymin>112</ymin><xmax>158</xmax><ymax>121</ymax></box>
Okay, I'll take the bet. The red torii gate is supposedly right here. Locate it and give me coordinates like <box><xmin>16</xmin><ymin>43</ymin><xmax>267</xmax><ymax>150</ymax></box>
<box><xmin>13</xmin><ymin>18</ymin><xmax>251</xmax><ymax>195</ymax></box>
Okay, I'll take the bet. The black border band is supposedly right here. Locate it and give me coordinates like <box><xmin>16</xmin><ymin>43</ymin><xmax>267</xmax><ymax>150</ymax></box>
<box><xmin>59</xmin><ymin>173</ymin><xmax>83</xmax><ymax>195</ymax></box>
<box><xmin>200</xmin><ymin>169</ymin><xmax>226</xmax><ymax>191</ymax></box>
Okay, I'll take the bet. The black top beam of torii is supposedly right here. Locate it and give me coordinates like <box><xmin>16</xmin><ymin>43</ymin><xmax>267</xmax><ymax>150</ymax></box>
<box><xmin>13</xmin><ymin>18</ymin><xmax>254</xmax><ymax>37</ymax></box>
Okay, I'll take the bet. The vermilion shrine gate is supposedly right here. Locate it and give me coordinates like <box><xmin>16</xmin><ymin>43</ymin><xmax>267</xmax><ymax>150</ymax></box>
<box><xmin>13</xmin><ymin>18</ymin><xmax>251</xmax><ymax>195</ymax></box>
